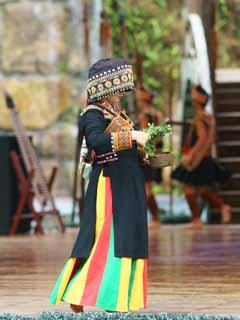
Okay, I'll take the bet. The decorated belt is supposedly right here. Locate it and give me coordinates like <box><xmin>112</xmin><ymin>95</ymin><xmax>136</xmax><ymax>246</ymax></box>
<box><xmin>95</xmin><ymin>151</ymin><xmax>119</xmax><ymax>165</ymax></box>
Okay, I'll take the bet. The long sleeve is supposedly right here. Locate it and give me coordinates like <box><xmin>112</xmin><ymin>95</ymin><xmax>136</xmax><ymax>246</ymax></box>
<box><xmin>80</xmin><ymin>109</ymin><xmax>132</xmax><ymax>155</ymax></box>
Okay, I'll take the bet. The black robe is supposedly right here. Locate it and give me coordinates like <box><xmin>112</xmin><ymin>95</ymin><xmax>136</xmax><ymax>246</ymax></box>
<box><xmin>70</xmin><ymin>108</ymin><xmax>148</xmax><ymax>259</ymax></box>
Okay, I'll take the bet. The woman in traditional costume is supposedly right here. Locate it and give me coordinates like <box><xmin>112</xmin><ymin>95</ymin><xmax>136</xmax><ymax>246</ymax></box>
<box><xmin>49</xmin><ymin>58</ymin><xmax>149</xmax><ymax>313</ymax></box>
<box><xmin>172</xmin><ymin>84</ymin><xmax>231</xmax><ymax>229</ymax></box>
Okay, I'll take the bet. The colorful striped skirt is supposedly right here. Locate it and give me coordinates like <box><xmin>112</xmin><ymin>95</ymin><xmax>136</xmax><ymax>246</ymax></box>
<box><xmin>49</xmin><ymin>171</ymin><xmax>147</xmax><ymax>312</ymax></box>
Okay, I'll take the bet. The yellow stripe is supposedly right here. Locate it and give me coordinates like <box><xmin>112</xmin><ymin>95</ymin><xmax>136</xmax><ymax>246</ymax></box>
<box><xmin>129</xmin><ymin>259</ymin><xmax>144</xmax><ymax>310</ymax></box>
<box><xmin>64</xmin><ymin>172</ymin><xmax>106</xmax><ymax>305</ymax></box>
<box><xmin>116</xmin><ymin>258</ymin><xmax>132</xmax><ymax>312</ymax></box>
<box><xmin>56</xmin><ymin>258</ymin><xmax>76</xmax><ymax>303</ymax></box>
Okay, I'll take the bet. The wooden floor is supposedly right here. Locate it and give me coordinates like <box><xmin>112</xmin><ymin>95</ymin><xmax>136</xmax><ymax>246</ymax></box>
<box><xmin>0</xmin><ymin>225</ymin><xmax>240</xmax><ymax>316</ymax></box>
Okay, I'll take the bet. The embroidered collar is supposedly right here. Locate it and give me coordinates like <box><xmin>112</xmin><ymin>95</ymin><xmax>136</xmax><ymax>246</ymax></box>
<box><xmin>96</xmin><ymin>101</ymin><xmax>133</xmax><ymax>127</ymax></box>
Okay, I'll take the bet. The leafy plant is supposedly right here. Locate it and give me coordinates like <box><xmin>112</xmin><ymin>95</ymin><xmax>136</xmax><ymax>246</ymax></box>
<box><xmin>144</xmin><ymin>123</ymin><xmax>172</xmax><ymax>155</ymax></box>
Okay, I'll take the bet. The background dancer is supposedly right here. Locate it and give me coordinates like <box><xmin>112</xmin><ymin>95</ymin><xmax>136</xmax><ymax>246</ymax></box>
<box><xmin>172</xmin><ymin>84</ymin><xmax>231</xmax><ymax>229</ymax></box>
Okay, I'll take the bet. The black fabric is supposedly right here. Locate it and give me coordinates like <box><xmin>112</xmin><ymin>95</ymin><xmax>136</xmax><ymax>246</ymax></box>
<box><xmin>79</xmin><ymin>109</ymin><xmax>113</xmax><ymax>155</ymax></box>
<box><xmin>88</xmin><ymin>58</ymin><xmax>129</xmax><ymax>79</ymax></box>
<box><xmin>171</xmin><ymin>156</ymin><xmax>231</xmax><ymax>187</ymax></box>
<box><xmin>70</xmin><ymin>109</ymin><xmax>148</xmax><ymax>259</ymax></box>
<box><xmin>189</xmin><ymin>129</ymin><xmax>197</xmax><ymax>148</ymax></box>
<box><xmin>142</xmin><ymin>164</ymin><xmax>162</xmax><ymax>183</ymax></box>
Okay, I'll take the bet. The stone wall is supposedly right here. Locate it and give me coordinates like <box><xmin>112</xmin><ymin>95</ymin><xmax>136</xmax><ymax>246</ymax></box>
<box><xmin>0</xmin><ymin>0</ymin><xmax>90</xmax><ymax>129</ymax></box>
<box><xmin>0</xmin><ymin>0</ymin><xmax>102</xmax><ymax>197</ymax></box>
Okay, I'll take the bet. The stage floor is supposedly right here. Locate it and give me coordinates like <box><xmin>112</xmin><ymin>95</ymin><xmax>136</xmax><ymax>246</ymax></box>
<box><xmin>0</xmin><ymin>225</ymin><xmax>240</xmax><ymax>316</ymax></box>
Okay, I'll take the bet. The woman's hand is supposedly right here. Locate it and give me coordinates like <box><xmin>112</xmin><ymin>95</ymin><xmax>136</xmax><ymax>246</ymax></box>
<box><xmin>132</xmin><ymin>130</ymin><xmax>150</xmax><ymax>147</ymax></box>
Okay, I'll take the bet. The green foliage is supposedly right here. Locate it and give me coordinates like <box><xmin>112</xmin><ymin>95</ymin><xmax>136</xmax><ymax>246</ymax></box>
<box><xmin>216</xmin><ymin>0</ymin><xmax>230</xmax><ymax>30</ymax></box>
<box><xmin>216</xmin><ymin>1</ymin><xmax>240</xmax><ymax>67</ymax></box>
<box><xmin>57</xmin><ymin>62</ymin><xmax>69</xmax><ymax>74</ymax></box>
<box><xmin>144</xmin><ymin>123</ymin><xmax>172</xmax><ymax>155</ymax></box>
<box><xmin>104</xmin><ymin>0</ymin><xmax>183</xmax><ymax>112</ymax></box>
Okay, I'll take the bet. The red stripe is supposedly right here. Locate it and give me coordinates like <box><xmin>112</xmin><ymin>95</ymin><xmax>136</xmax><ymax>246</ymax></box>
<box><xmin>80</xmin><ymin>177</ymin><xmax>113</xmax><ymax>305</ymax></box>
<box><xmin>143</xmin><ymin>260</ymin><xmax>148</xmax><ymax>307</ymax></box>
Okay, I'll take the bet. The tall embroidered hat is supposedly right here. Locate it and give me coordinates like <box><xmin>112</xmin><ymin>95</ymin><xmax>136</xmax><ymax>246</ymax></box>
<box><xmin>87</xmin><ymin>58</ymin><xmax>134</xmax><ymax>103</ymax></box>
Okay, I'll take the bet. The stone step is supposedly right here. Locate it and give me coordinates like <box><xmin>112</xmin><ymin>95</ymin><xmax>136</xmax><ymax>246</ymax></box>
<box><xmin>216</xmin><ymin>112</ymin><xmax>240</xmax><ymax>117</ymax></box>
<box><xmin>215</xmin><ymin>82</ymin><xmax>240</xmax><ymax>89</ymax></box>
<box><xmin>217</xmin><ymin>126</ymin><xmax>240</xmax><ymax>131</ymax></box>
<box><xmin>210</xmin><ymin>207</ymin><xmax>240</xmax><ymax>213</ymax></box>
<box><xmin>218</xmin><ymin>159</ymin><xmax>240</xmax><ymax>174</ymax></box>
<box><xmin>215</xmin><ymin>89</ymin><xmax>240</xmax><ymax>100</ymax></box>
<box><xmin>232</xmin><ymin>173</ymin><xmax>240</xmax><ymax>178</ymax></box>
<box><xmin>213</xmin><ymin>71</ymin><xmax>240</xmax><ymax>223</ymax></box>
<box><xmin>219</xmin><ymin>190</ymin><xmax>240</xmax><ymax>196</ymax></box>
<box><xmin>216</xmin><ymin>194</ymin><xmax>240</xmax><ymax>207</ymax></box>
<box><xmin>217</xmin><ymin>141</ymin><xmax>240</xmax><ymax>157</ymax></box>
<box><xmin>221</xmin><ymin>177</ymin><xmax>240</xmax><ymax>191</ymax></box>
<box><xmin>217</xmin><ymin>127</ymin><xmax>240</xmax><ymax>143</ymax></box>
<box><xmin>219</xmin><ymin>157</ymin><xmax>240</xmax><ymax>162</ymax></box>
<box><xmin>215</xmin><ymin>87</ymin><xmax>240</xmax><ymax>93</ymax></box>
<box><xmin>218</xmin><ymin>141</ymin><xmax>240</xmax><ymax>146</ymax></box>
<box><xmin>216</xmin><ymin>116</ymin><xmax>240</xmax><ymax>126</ymax></box>
<box><xmin>215</xmin><ymin>68</ymin><xmax>240</xmax><ymax>83</ymax></box>
<box><xmin>215</xmin><ymin>101</ymin><xmax>240</xmax><ymax>112</ymax></box>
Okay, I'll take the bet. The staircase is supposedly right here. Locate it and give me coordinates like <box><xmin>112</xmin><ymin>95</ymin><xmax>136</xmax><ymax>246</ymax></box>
<box><xmin>209</xmin><ymin>69</ymin><xmax>240</xmax><ymax>223</ymax></box>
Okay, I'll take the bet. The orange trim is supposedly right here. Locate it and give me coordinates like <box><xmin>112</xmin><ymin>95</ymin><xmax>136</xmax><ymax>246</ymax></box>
<box><xmin>113</xmin><ymin>131</ymin><xmax>132</xmax><ymax>151</ymax></box>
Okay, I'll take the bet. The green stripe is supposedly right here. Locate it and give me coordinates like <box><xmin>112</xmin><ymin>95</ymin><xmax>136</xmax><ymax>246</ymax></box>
<box><xmin>128</xmin><ymin>259</ymin><xmax>137</xmax><ymax>307</ymax></box>
<box><xmin>49</xmin><ymin>260</ymin><xmax>70</xmax><ymax>304</ymax></box>
<box><xmin>96</xmin><ymin>223</ymin><xmax>121</xmax><ymax>311</ymax></box>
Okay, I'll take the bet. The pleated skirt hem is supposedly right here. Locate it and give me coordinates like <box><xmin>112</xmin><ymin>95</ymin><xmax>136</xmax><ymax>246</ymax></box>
<box><xmin>172</xmin><ymin>156</ymin><xmax>231</xmax><ymax>187</ymax></box>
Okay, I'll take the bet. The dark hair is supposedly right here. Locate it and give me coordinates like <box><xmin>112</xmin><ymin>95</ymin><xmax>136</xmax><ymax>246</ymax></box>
<box><xmin>194</xmin><ymin>85</ymin><xmax>210</xmax><ymax>107</ymax></box>
<box><xmin>139</xmin><ymin>87</ymin><xmax>155</xmax><ymax>103</ymax></box>
<box><xmin>195</xmin><ymin>85</ymin><xmax>209</xmax><ymax>97</ymax></box>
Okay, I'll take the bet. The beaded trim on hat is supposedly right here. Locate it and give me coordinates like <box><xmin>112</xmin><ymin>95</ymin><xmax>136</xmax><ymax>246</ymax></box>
<box><xmin>87</xmin><ymin>64</ymin><xmax>134</xmax><ymax>103</ymax></box>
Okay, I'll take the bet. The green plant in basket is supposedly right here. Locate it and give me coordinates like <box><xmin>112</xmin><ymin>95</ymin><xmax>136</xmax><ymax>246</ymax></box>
<box><xmin>144</xmin><ymin>123</ymin><xmax>172</xmax><ymax>155</ymax></box>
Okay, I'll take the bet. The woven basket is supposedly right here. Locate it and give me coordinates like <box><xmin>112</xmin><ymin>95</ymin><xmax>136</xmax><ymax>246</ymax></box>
<box><xmin>149</xmin><ymin>152</ymin><xmax>173</xmax><ymax>168</ymax></box>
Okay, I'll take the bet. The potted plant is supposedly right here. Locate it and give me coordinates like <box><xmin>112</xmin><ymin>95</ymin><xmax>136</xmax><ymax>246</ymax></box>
<box><xmin>144</xmin><ymin>123</ymin><xmax>173</xmax><ymax>168</ymax></box>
